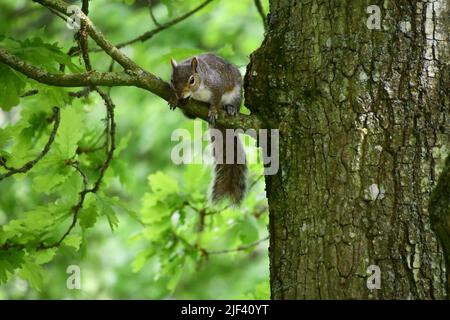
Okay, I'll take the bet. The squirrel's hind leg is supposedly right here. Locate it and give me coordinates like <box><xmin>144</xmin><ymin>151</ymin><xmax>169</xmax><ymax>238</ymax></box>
<box><xmin>222</xmin><ymin>87</ymin><xmax>242</xmax><ymax>117</ymax></box>
<box><xmin>224</xmin><ymin>104</ymin><xmax>238</xmax><ymax>116</ymax></box>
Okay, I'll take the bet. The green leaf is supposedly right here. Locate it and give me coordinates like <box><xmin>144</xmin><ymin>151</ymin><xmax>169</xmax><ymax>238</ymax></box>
<box><xmin>182</xmin><ymin>164</ymin><xmax>209</xmax><ymax>195</ymax></box>
<box><xmin>108</xmin><ymin>197</ymin><xmax>141</xmax><ymax>225</ymax></box>
<box><xmin>164</xmin><ymin>257</ymin><xmax>185</xmax><ymax>292</ymax></box>
<box><xmin>56</xmin><ymin>169</ymin><xmax>82</xmax><ymax>204</ymax></box>
<box><xmin>56</xmin><ymin>107</ymin><xmax>84</xmax><ymax>158</ymax></box>
<box><xmin>217</xmin><ymin>44</ymin><xmax>235</xmax><ymax>60</ymax></box>
<box><xmin>253</xmin><ymin>281</ymin><xmax>270</xmax><ymax>299</ymax></box>
<box><xmin>23</xmin><ymin>208</ymin><xmax>55</xmax><ymax>231</ymax></box>
<box><xmin>240</xmin><ymin>215</ymin><xmax>259</xmax><ymax>244</ymax></box>
<box><xmin>34</xmin><ymin>248</ymin><xmax>57</xmax><ymax>265</ymax></box>
<box><xmin>0</xmin><ymin>63</ymin><xmax>25</xmax><ymax>110</ymax></box>
<box><xmin>79</xmin><ymin>205</ymin><xmax>99</xmax><ymax>230</ymax></box>
<box><xmin>0</xmin><ymin>249</ymin><xmax>25</xmax><ymax>285</ymax></box>
<box><xmin>35</xmin><ymin>84</ymin><xmax>70</xmax><ymax>107</ymax></box>
<box><xmin>0</xmin><ymin>36</ymin><xmax>78</xmax><ymax>111</ymax></box>
<box><xmin>96</xmin><ymin>196</ymin><xmax>119</xmax><ymax>231</ymax></box>
<box><xmin>148</xmin><ymin>171</ymin><xmax>179</xmax><ymax>196</ymax></box>
<box><xmin>63</xmin><ymin>234</ymin><xmax>82</xmax><ymax>251</ymax></box>
<box><xmin>32</xmin><ymin>167</ymin><xmax>70</xmax><ymax>194</ymax></box>
<box><xmin>166</xmin><ymin>267</ymin><xmax>182</xmax><ymax>292</ymax></box>
<box><xmin>0</xmin><ymin>127</ymin><xmax>12</xmax><ymax>150</ymax></box>
<box><xmin>131</xmin><ymin>248</ymin><xmax>155</xmax><ymax>272</ymax></box>
<box><xmin>235</xmin><ymin>280</ymin><xmax>270</xmax><ymax>300</ymax></box>
<box><xmin>115</xmin><ymin>132</ymin><xmax>132</xmax><ymax>155</ymax></box>
<box><xmin>160</xmin><ymin>0</ymin><xmax>177</xmax><ymax>17</ymax></box>
<box><xmin>19</xmin><ymin>261</ymin><xmax>44</xmax><ymax>291</ymax></box>
<box><xmin>106</xmin><ymin>210</ymin><xmax>119</xmax><ymax>231</ymax></box>
<box><xmin>5</xmin><ymin>36</ymin><xmax>81</xmax><ymax>73</ymax></box>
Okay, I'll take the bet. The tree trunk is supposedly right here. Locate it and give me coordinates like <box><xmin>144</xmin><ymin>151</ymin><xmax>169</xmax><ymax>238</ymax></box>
<box><xmin>245</xmin><ymin>0</ymin><xmax>449</xmax><ymax>299</ymax></box>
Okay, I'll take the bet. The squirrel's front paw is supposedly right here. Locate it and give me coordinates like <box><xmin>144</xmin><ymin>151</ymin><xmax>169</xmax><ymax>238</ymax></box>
<box><xmin>224</xmin><ymin>104</ymin><xmax>238</xmax><ymax>116</ymax></box>
<box><xmin>168</xmin><ymin>98</ymin><xmax>178</xmax><ymax>110</ymax></box>
<box><xmin>207</xmin><ymin>109</ymin><xmax>219</xmax><ymax>125</ymax></box>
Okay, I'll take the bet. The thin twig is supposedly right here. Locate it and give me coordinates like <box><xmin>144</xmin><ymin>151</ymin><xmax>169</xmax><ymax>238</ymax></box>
<box><xmin>47</xmin><ymin>6</ymin><xmax>67</xmax><ymax>21</ymax></box>
<box><xmin>81</xmin><ymin>0</ymin><xmax>89</xmax><ymax>15</ymax></box>
<box><xmin>69</xmin><ymin>87</ymin><xmax>91</xmax><ymax>98</ymax></box>
<box><xmin>254</xmin><ymin>0</ymin><xmax>267</xmax><ymax>31</ymax></box>
<box><xmin>79</xmin><ymin>0</ymin><xmax>92</xmax><ymax>71</ymax></box>
<box><xmin>20</xmin><ymin>89</ymin><xmax>39</xmax><ymax>97</ymax></box>
<box><xmin>37</xmin><ymin>0</ymin><xmax>116</xmax><ymax>250</ymax></box>
<box><xmin>147</xmin><ymin>0</ymin><xmax>161</xmax><ymax>27</ymax></box>
<box><xmin>113</xmin><ymin>0</ymin><xmax>214</xmax><ymax>49</ymax></box>
<box><xmin>0</xmin><ymin>107</ymin><xmax>61</xmax><ymax>181</ymax></box>
<box><xmin>89</xmin><ymin>89</ymin><xmax>116</xmax><ymax>193</ymax></box>
<box><xmin>76</xmin><ymin>144</ymin><xmax>105</xmax><ymax>154</ymax></box>
<box><xmin>38</xmin><ymin>92</ymin><xmax>116</xmax><ymax>250</ymax></box>
<box><xmin>39</xmin><ymin>160</ymin><xmax>89</xmax><ymax>250</ymax></box>
<box><xmin>206</xmin><ymin>236</ymin><xmax>269</xmax><ymax>255</ymax></box>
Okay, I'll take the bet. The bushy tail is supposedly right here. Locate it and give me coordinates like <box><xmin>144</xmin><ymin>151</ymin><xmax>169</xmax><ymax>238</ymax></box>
<box><xmin>210</xmin><ymin>125</ymin><xmax>247</xmax><ymax>205</ymax></box>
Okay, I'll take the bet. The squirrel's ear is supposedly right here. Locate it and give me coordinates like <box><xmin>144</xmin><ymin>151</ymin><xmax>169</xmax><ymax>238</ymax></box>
<box><xmin>191</xmin><ymin>57</ymin><xmax>198</xmax><ymax>73</ymax></box>
<box><xmin>170</xmin><ymin>58</ymin><xmax>178</xmax><ymax>68</ymax></box>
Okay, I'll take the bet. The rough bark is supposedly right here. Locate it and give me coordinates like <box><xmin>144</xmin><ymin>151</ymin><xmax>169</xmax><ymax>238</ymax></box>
<box><xmin>245</xmin><ymin>0</ymin><xmax>449</xmax><ymax>299</ymax></box>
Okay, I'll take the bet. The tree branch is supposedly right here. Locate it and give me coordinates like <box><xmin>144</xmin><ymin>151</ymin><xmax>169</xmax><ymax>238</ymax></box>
<box><xmin>78</xmin><ymin>0</ymin><xmax>92</xmax><ymax>72</ymax></box>
<box><xmin>0</xmin><ymin>48</ymin><xmax>138</xmax><ymax>87</ymax></box>
<box><xmin>89</xmin><ymin>89</ymin><xmax>116</xmax><ymax>193</ymax></box>
<box><xmin>21</xmin><ymin>0</ymin><xmax>261</xmax><ymax>130</ymax></box>
<box><xmin>1</xmin><ymin>46</ymin><xmax>260</xmax><ymax>130</ymax></box>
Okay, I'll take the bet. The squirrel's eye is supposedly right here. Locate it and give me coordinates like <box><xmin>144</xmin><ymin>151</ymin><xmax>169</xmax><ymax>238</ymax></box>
<box><xmin>189</xmin><ymin>76</ymin><xmax>195</xmax><ymax>85</ymax></box>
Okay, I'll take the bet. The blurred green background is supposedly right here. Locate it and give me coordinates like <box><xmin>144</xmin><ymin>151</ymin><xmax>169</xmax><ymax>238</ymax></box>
<box><xmin>0</xmin><ymin>0</ymin><xmax>270</xmax><ymax>299</ymax></box>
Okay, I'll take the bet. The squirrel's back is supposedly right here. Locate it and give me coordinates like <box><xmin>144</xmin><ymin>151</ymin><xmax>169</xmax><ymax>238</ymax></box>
<box><xmin>180</xmin><ymin>54</ymin><xmax>241</xmax><ymax>91</ymax></box>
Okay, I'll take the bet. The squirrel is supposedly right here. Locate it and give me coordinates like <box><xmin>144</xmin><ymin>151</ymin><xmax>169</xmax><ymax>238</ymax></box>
<box><xmin>169</xmin><ymin>53</ymin><xmax>247</xmax><ymax>205</ymax></box>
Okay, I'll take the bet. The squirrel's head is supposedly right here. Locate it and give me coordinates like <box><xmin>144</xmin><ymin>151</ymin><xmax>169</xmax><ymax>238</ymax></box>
<box><xmin>170</xmin><ymin>57</ymin><xmax>201</xmax><ymax>100</ymax></box>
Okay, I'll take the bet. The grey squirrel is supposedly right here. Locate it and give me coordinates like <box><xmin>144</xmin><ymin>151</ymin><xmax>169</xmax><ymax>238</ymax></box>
<box><xmin>170</xmin><ymin>53</ymin><xmax>247</xmax><ymax>205</ymax></box>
